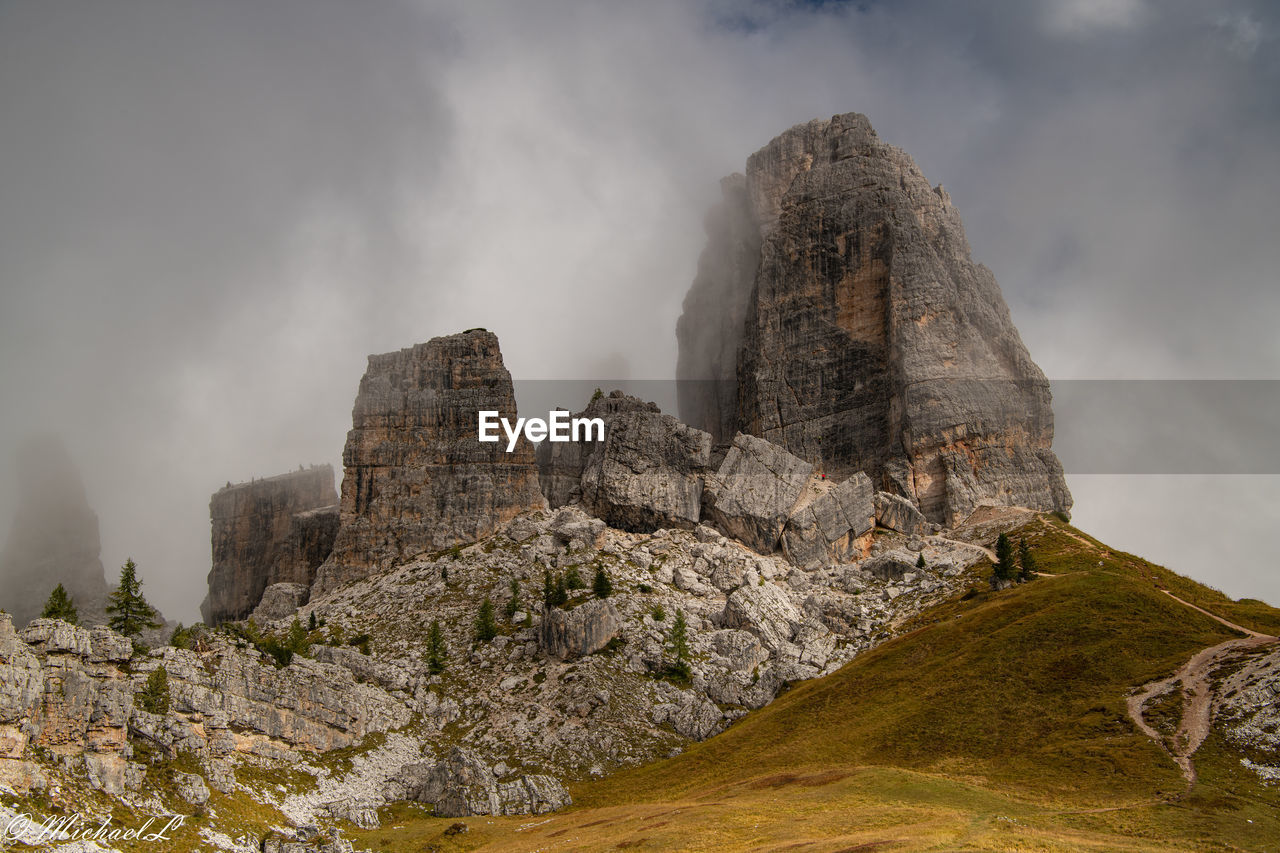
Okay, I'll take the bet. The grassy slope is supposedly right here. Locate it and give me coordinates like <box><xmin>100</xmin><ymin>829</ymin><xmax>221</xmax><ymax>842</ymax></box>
<box><xmin>348</xmin><ymin>515</ymin><xmax>1280</xmax><ymax>851</ymax></box>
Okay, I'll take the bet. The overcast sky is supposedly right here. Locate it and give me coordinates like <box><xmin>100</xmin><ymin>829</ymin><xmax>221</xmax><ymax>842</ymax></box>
<box><xmin>1</xmin><ymin>0</ymin><xmax>1277</xmax><ymax>622</ymax></box>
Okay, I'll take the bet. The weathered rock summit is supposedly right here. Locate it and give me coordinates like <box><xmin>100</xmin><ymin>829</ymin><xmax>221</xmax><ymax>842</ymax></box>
<box><xmin>677</xmin><ymin>113</ymin><xmax>1071</xmax><ymax>525</ymax></box>
<box><xmin>313</xmin><ymin>330</ymin><xmax>545</xmax><ymax>594</ymax></box>
<box><xmin>200</xmin><ymin>465</ymin><xmax>338</xmax><ymax>625</ymax></box>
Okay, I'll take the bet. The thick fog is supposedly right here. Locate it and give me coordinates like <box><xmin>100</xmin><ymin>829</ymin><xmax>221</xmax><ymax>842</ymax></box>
<box><xmin>1</xmin><ymin>0</ymin><xmax>1277</xmax><ymax>622</ymax></box>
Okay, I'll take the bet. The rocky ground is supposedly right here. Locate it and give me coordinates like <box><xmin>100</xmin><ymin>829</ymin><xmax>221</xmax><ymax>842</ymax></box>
<box><xmin>0</xmin><ymin>503</ymin><xmax>994</xmax><ymax>849</ymax></box>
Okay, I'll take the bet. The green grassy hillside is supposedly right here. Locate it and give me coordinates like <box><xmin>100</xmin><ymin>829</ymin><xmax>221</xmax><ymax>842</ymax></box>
<box><xmin>349</xmin><ymin>514</ymin><xmax>1280</xmax><ymax>851</ymax></box>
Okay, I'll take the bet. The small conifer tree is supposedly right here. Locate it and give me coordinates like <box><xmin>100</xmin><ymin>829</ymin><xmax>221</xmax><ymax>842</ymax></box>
<box><xmin>41</xmin><ymin>583</ymin><xmax>78</xmax><ymax>624</ymax></box>
<box><xmin>137</xmin><ymin>664</ymin><xmax>170</xmax><ymax>715</ymax></box>
<box><xmin>1018</xmin><ymin>539</ymin><xmax>1039</xmax><ymax>582</ymax></box>
<box><xmin>106</xmin><ymin>559</ymin><xmax>161</xmax><ymax>637</ymax></box>
<box><xmin>992</xmin><ymin>533</ymin><xmax>1017</xmax><ymax>585</ymax></box>
<box><xmin>565</xmin><ymin>565</ymin><xmax>585</xmax><ymax>590</ymax></box>
<box><xmin>915</xmin><ymin>553</ymin><xmax>926</xmax><ymax>570</ymax></box>
<box><xmin>426</xmin><ymin>619</ymin><xmax>447</xmax><ymax>675</ymax></box>
<box><xmin>592</xmin><ymin>565</ymin><xmax>613</xmax><ymax>599</ymax></box>
<box><xmin>286</xmin><ymin>617</ymin><xmax>310</xmax><ymax>656</ymax></box>
<box><xmin>474</xmin><ymin>596</ymin><xmax>497</xmax><ymax>643</ymax></box>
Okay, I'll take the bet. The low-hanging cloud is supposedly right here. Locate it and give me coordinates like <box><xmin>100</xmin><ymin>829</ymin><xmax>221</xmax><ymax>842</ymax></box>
<box><xmin>1</xmin><ymin>0</ymin><xmax>1276</xmax><ymax>620</ymax></box>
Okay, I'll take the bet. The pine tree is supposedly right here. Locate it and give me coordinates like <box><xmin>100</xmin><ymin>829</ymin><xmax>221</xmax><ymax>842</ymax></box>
<box><xmin>504</xmin><ymin>578</ymin><xmax>520</xmax><ymax>620</ymax></box>
<box><xmin>426</xmin><ymin>619</ymin><xmax>447</xmax><ymax>675</ymax></box>
<box><xmin>592</xmin><ymin>565</ymin><xmax>613</xmax><ymax>599</ymax></box>
<box><xmin>667</xmin><ymin>610</ymin><xmax>691</xmax><ymax>681</ymax></box>
<box><xmin>542</xmin><ymin>570</ymin><xmax>568</xmax><ymax>608</ymax></box>
<box><xmin>915</xmin><ymin>553</ymin><xmax>926</xmax><ymax>570</ymax></box>
<box><xmin>473</xmin><ymin>596</ymin><xmax>497</xmax><ymax>643</ymax></box>
<box><xmin>564</xmin><ymin>565</ymin><xmax>585</xmax><ymax>590</ymax></box>
<box><xmin>990</xmin><ymin>533</ymin><xmax>1019</xmax><ymax>586</ymax></box>
<box><xmin>1018</xmin><ymin>539</ymin><xmax>1039</xmax><ymax>582</ymax></box>
<box><xmin>285</xmin><ymin>617</ymin><xmax>310</xmax><ymax>656</ymax></box>
<box><xmin>137</xmin><ymin>664</ymin><xmax>170</xmax><ymax>715</ymax></box>
<box><xmin>308</xmin><ymin>611</ymin><xmax>317</xmax><ymax>632</ymax></box>
<box><xmin>41</xmin><ymin>583</ymin><xmax>79</xmax><ymax>624</ymax></box>
<box><xmin>106</xmin><ymin>559</ymin><xmax>161</xmax><ymax>637</ymax></box>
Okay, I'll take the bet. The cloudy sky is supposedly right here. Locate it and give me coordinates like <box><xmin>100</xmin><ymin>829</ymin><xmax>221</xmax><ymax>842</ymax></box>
<box><xmin>1</xmin><ymin>0</ymin><xmax>1276</xmax><ymax>621</ymax></box>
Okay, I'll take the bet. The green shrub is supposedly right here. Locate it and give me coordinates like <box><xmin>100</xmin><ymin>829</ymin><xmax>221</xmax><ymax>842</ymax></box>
<box><xmin>137</xmin><ymin>665</ymin><xmax>170</xmax><ymax>715</ymax></box>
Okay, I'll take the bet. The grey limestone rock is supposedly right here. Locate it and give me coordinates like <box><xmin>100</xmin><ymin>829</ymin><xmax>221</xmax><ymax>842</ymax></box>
<box><xmin>703</xmin><ymin>434</ymin><xmax>812</xmax><ymax>554</ymax></box>
<box><xmin>314</xmin><ymin>330</ymin><xmax>546</xmax><ymax>594</ymax></box>
<box><xmin>389</xmin><ymin>746</ymin><xmax>570</xmax><ymax>817</ymax></box>
<box><xmin>781</xmin><ymin>472</ymin><xmax>874</xmax><ymax>568</ymax></box>
<box><xmin>874</xmin><ymin>491</ymin><xmax>933</xmax><ymax>536</ymax></box>
<box><xmin>579</xmin><ymin>410</ymin><xmax>712</xmax><ymax>532</ymax></box>
<box><xmin>536</xmin><ymin>391</ymin><xmax>661</xmax><ymax>508</ymax></box>
<box><xmin>250</xmin><ymin>582</ymin><xmax>311</xmax><ymax>624</ymax></box>
<box><xmin>201</xmin><ymin>465</ymin><xmax>337</xmax><ymax>625</ymax></box>
<box><xmin>540</xmin><ymin>599</ymin><xmax>622</xmax><ymax>661</ymax></box>
<box><xmin>676</xmin><ymin>113</ymin><xmax>1071</xmax><ymax>526</ymax></box>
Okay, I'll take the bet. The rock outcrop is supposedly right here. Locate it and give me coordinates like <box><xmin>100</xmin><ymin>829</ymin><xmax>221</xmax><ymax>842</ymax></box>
<box><xmin>201</xmin><ymin>465</ymin><xmax>338</xmax><ymax>625</ymax></box>
<box><xmin>702</xmin><ymin>434</ymin><xmax>813</xmax><ymax>554</ymax></box>
<box><xmin>536</xmin><ymin>391</ymin><xmax>660</xmax><ymax>508</ymax></box>
<box><xmin>781</xmin><ymin>472</ymin><xmax>874</xmax><ymax>568</ymax></box>
<box><xmin>0</xmin><ymin>615</ymin><xmax>132</xmax><ymax>793</ymax></box>
<box><xmin>313</xmin><ymin>330</ymin><xmax>545</xmax><ymax>594</ymax></box>
<box><xmin>579</xmin><ymin>410</ymin><xmax>713</xmax><ymax>532</ymax></box>
<box><xmin>387</xmin><ymin>746</ymin><xmax>571</xmax><ymax>818</ymax></box>
<box><xmin>874</xmin><ymin>491</ymin><xmax>933</xmax><ymax>536</ymax></box>
<box><xmin>540</xmin><ymin>598</ymin><xmax>622</xmax><ymax>660</ymax></box>
<box><xmin>0</xmin><ymin>436</ymin><xmax>110</xmax><ymax>628</ymax></box>
<box><xmin>251</xmin><ymin>582</ymin><xmax>311</xmax><ymax>623</ymax></box>
<box><xmin>676</xmin><ymin>113</ymin><xmax>1071</xmax><ymax>525</ymax></box>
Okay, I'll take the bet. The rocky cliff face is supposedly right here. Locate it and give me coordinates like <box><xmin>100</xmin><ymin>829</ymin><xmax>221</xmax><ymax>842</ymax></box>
<box><xmin>200</xmin><ymin>465</ymin><xmax>338</xmax><ymax>626</ymax></box>
<box><xmin>677</xmin><ymin>113</ymin><xmax>1071</xmax><ymax>525</ymax></box>
<box><xmin>0</xmin><ymin>436</ymin><xmax>110</xmax><ymax>628</ymax></box>
<box><xmin>313</xmin><ymin>330</ymin><xmax>545</xmax><ymax>595</ymax></box>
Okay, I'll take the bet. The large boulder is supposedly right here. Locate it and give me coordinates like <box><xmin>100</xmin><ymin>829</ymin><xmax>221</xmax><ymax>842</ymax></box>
<box><xmin>874</xmin><ymin>491</ymin><xmax>933</xmax><ymax>536</ymax></box>
<box><xmin>314</xmin><ymin>330</ymin><xmax>546</xmax><ymax>594</ymax></box>
<box><xmin>536</xmin><ymin>391</ymin><xmax>660</xmax><ymax>508</ymax></box>
<box><xmin>387</xmin><ymin>746</ymin><xmax>570</xmax><ymax>817</ymax></box>
<box><xmin>781</xmin><ymin>472</ymin><xmax>875</xmax><ymax>568</ymax></box>
<box><xmin>578</xmin><ymin>410</ymin><xmax>712</xmax><ymax>532</ymax></box>
<box><xmin>702</xmin><ymin>434</ymin><xmax>812</xmax><ymax>554</ymax></box>
<box><xmin>540</xmin><ymin>599</ymin><xmax>622</xmax><ymax>660</ymax></box>
<box><xmin>249</xmin><ymin>582</ymin><xmax>310</xmax><ymax>624</ymax></box>
<box><xmin>717</xmin><ymin>582</ymin><xmax>803</xmax><ymax>653</ymax></box>
<box><xmin>676</xmin><ymin>113</ymin><xmax>1071</xmax><ymax>525</ymax></box>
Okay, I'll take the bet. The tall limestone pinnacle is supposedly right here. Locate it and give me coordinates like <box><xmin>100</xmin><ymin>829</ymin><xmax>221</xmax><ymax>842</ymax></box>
<box><xmin>0</xmin><ymin>435</ymin><xmax>110</xmax><ymax>627</ymax></box>
<box><xmin>677</xmin><ymin>113</ymin><xmax>1071</xmax><ymax>525</ymax></box>
<box><xmin>312</xmin><ymin>329</ymin><xmax>546</xmax><ymax>594</ymax></box>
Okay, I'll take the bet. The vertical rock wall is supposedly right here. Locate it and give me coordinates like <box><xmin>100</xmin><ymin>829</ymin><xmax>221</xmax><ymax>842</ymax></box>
<box><xmin>313</xmin><ymin>330</ymin><xmax>544</xmax><ymax>594</ymax></box>
<box><xmin>200</xmin><ymin>465</ymin><xmax>337</xmax><ymax>625</ymax></box>
<box><xmin>677</xmin><ymin>113</ymin><xmax>1071</xmax><ymax>525</ymax></box>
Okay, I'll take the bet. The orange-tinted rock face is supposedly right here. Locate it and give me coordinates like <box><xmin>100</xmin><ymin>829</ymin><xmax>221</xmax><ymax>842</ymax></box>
<box><xmin>678</xmin><ymin>113</ymin><xmax>1071</xmax><ymax>526</ymax></box>
<box><xmin>313</xmin><ymin>330</ymin><xmax>545</xmax><ymax>594</ymax></box>
<box><xmin>200</xmin><ymin>466</ymin><xmax>337</xmax><ymax>625</ymax></box>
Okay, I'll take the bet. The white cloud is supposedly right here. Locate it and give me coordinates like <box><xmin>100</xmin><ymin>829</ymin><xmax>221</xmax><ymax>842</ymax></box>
<box><xmin>1044</xmin><ymin>0</ymin><xmax>1146</xmax><ymax>35</ymax></box>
